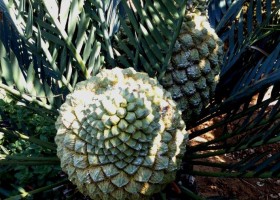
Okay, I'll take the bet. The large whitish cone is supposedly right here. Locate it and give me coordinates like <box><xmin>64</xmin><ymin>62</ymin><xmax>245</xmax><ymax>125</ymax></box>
<box><xmin>55</xmin><ymin>67</ymin><xmax>188</xmax><ymax>200</ymax></box>
<box><xmin>160</xmin><ymin>14</ymin><xmax>224</xmax><ymax>122</ymax></box>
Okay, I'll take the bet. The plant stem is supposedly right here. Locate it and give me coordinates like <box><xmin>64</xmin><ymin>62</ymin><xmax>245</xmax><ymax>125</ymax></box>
<box><xmin>0</xmin><ymin>127</ymin><xmax>57</xmax><ymax>151</ymax></box>
<box><xmin>94</xmin><ymin>0</ymin><xmax>115</xmax><ymax>67</ymax></box>
<box><xmin>0</xmin><ymin>83</ymin><xmax>52</xmax><ymax>110</ymax></box>
<box><xmin>188</xmin><ymin>161</ymin><xmax>228</xmax><ymax>168</ymax></box>
<box><xmin>190</xmin><ymin>97</ymin><xmax>278</xmax><ymax>139</ymax></box>
<box><xmin>189</xmin><ymin>170</ymin><xmax>278</xmax><ymax>178</ymax></box>
<box><xmin>179</xmin><ymin>186</ymin><xmax>205</xmax><ymax>200</ymax></box>
<box><xmin>5</xmin><ymin>179</ymin><xmax>68</xmax><ymax>200</ymax></box>
<box><xmin>0</xmin><ymin>160</ymin><xmax>59</xmax><ymax>165</ymax></box>
<box><xmin>0</xmin><ymin>154</ymin><xmax>59</xmax><ymax>162</ymax></box>
<box><xmin>188</xmin><ymin>113</ymin><xmax>280</xmax><ymax>153</ymax></box>
<box><xmin>187</xmin><ymin>135</ymin><xmax>280</xmax><ymax>159</ymax></box>
<box><xmin>41</xmin><ymin>0</ymin><xmax>89</xmax><ymax>79</ymax></box>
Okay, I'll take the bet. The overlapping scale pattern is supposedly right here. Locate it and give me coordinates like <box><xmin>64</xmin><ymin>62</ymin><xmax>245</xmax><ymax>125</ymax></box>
<box><xmin>55</xmin><ymin>67</ymin><xmax>188</xmax><ymax>200</ymax></box>
<box><xmin>160</xmin><ymin>14</ymin><xmax>224</xmax><ymax>121</ymax></box>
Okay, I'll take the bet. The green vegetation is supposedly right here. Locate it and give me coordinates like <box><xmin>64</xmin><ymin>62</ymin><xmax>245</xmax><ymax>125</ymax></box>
<box><xmin>0</xmin><ymin>0</ymin><xmax>279</xmax><ymax>199</ymax></box>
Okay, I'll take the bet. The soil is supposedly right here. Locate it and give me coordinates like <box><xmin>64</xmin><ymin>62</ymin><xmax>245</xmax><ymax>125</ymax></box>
<box><xmin>193</xmin><ymin>143</ymin><xmax>280</xmax><ymax>200</ymax></box>
<box><xmin>195</xmin><ymin>175</ymin><xmax>280</xmax><ymax>199</ymax></box>
<box><xmin>192</xmin><ymin>142</ymin><xmax>280</xmax><ymax>200</ymax></box>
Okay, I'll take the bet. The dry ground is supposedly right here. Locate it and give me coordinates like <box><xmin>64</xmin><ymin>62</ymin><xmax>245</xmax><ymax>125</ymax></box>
<box><xmin>190</xmin><ymin>100</ymin><xmax>280</xmax><ymax>200</ymax></box>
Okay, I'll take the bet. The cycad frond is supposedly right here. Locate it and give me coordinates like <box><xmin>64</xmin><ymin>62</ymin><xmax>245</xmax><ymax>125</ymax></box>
<box><xmin>1</xmin><ymin>0</ymin><xmax>124</xmax><ymax>108</ymax></box>
<box><xmin>0</xmin><ymin>0</ymin><xmax>31</xmax><ymax>69</ymax></box>
<box><xmin>187</xmin><ymin>94</ymin><xmax>280</xmax><ymax>178</ymax></box>
<box><xmin>113</xmin><ymin>0</ymin><xmax>187</xmax><ymax>78</ymax></box>
<box><xmin>0</xmin><ymin>40</ymin><xmax>53</xmax><ymax>109</ymax></box>
<box><xmin>0</xmin><ymin>0</ymin><xmax>280</xmax><ymax>199</ymax></box>
<box><xmin>208</xmin><ymin>0</ymin><xmax>280</xmax><ymax>98</ymax></box>
<box><xmin>186</xmin><ymin>0</ymin><xmax>280</xmax><ymax>180</ymax></box>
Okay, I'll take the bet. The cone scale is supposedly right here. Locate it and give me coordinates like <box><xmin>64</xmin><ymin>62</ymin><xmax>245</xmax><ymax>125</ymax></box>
<box><xmin>55</xmin><ymin>67</ymin><xmax>188</xmax><ymax>200</ymax></box>
<box><xmin>160</xmin><ymin>7</ymin><xmax>224</xmax><ymax>121</ymax></box>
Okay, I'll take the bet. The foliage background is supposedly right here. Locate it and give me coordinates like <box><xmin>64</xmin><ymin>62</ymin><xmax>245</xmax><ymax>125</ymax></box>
<box><xmin>0</xmin><ymin>0</ymin><xmax>279</xmax><ymax>199</ymax></box>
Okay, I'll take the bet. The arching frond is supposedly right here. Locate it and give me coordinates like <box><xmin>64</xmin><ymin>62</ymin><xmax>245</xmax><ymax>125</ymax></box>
<box><xmin>186</xmin><ymin>0</ymin><xmax>280</xmax><ymax>181</ymax></box>
<box><xmin>113</xmin><ymin>0</ymin><xmax>187</xmax><ymax>78</ymax></box>
<box><xmin>1</xmin><ymin>0</ymin><xmax>123</xmax><ymax>108</ymax></box>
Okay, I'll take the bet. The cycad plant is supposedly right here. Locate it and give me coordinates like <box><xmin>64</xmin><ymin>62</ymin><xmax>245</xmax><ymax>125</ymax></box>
<box><xmin>0</xmin><ymin>0</ymin><xmax>279</xmax><ymax>199</ymax></box>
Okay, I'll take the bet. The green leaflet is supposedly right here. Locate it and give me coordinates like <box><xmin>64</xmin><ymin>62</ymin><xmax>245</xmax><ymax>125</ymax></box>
<box><xmin>114</xmin><ymin>0</ymin><xmax>187</xmax><ymax>77</ymax></box>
